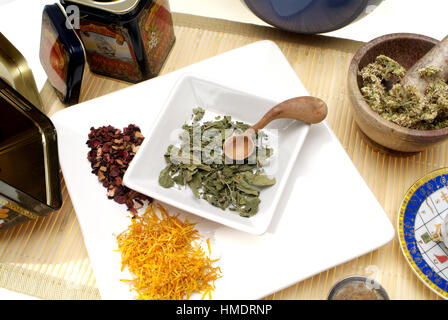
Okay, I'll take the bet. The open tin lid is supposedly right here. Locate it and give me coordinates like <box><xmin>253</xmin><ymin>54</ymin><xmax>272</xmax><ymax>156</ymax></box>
<box><xmin>0</xmin><ymin>32</ymin><xmax>43</xmax><ymax>112</ymax></box>
<box><xmin>0</xmin><ymin>74</ymin><xmax>62</xmax><ymax>216</ymax></box>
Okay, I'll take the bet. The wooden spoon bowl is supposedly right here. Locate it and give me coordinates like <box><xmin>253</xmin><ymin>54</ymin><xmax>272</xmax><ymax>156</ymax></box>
<box><xmin>223</xmin><ymin>96</ymin><xmax>328</xmax><ymax>160</ymax></box>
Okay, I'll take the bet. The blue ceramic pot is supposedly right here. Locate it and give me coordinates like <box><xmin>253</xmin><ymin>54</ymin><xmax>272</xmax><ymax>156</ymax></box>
<box><xmin>244</xmin><ymin>0</ymin><xmax>384</xmax><ymax>34</ymax></box>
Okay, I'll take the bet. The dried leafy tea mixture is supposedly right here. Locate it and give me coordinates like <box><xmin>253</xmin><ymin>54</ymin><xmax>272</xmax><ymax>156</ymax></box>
<box><xmin>159</xmin><ymin>108</ymin><xmax>276</xmax><ymax>217</ymax></box>
<box><xmin>359</xmin><ymin>55</ymin><xmax>448</xmax><ymax>130</ymax></box>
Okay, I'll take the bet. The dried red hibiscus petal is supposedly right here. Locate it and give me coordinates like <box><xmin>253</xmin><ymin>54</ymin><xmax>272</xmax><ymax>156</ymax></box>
<box><xmin>86</xmin><ymin>124</ymin><xmax>151</xmax><ymax>214</ymax></box>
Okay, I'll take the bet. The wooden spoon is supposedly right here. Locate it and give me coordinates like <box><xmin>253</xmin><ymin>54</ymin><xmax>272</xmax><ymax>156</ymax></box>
<box><xmin>223</xmin><ymin>96</ymin><xmax>328</xmax><ymax>160</ymax></box>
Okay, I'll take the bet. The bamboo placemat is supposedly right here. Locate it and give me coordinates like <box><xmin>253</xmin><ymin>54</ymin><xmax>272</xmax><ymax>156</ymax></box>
<box><xmin>0</xmin><ymin>13</ymin><xmax>445</xmax><ymax>300</ymax></box>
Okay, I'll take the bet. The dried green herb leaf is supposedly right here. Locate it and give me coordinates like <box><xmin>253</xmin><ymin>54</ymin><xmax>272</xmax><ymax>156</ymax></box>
<box><xmin>188</xmin><ymin>173</ymin><xmax>202</xmax><ymax>199</ymax></box>
<box><xmin>192</xmin><ymin>107</ymin><xmax>205</xmax><ymax>122</ymax></box>
<box><xmin>159</xmin><ymin>165</ymin><xmax>175</xmax><ymax>188</ymax></box>
<box><xmin>158</xmin><ymin>108</ymin><xmax>276</xmax><ymax>217</ymax></box>
<box><xmin>173</xmin><ymin>173</ymin><xmax>185</xmax><ymax>186</ymax></box>
<box><xmin>241</xmin><ymin>171</ymin><xmax>276</xmax><ymax>186</ymax></box>
<box><xmin>239</xmin><ymin>196</ymin><xmax>261</xmax><ymax>217</ymax></box>
<box><xmin>235</xmin><ymin>175</ymin><xmax>260</xmax><ymax>196</ymax></box>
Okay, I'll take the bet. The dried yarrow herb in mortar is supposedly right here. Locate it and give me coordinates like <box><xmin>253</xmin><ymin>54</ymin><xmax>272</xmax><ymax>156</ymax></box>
<box><xmin>359</xmin><ymin>55</ymin><xmax>448</xmax><ymax>130</ymax></box>
<box><xmin>87</xmin><ymin>125</ymin><xmax>151</xmax><ymax>214</ymax></box>
<box><xmin>159</xmin><ymin>108</ymin><xmax>276</xmax><ymax>217</ymax></box>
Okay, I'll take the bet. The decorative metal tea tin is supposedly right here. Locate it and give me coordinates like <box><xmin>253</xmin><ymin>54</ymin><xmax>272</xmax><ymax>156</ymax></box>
<box><xmin>0</xmin><ymin>77</ymin><xmax>62</xmax><ymax>229</ymax></box>
<box><xmin>0</xmin><ymin>33</ymin><xmax>62</xmax><ymax>230</ymax></box>
<box><xmin>40</xmin><ymin>3</ymin><xmax>86</xmax><ymax>106</ymax></box>
<box><xmin>60</xmin><ymin>0</ymin><xmax>175</xmax><ymax>83</ymax></box>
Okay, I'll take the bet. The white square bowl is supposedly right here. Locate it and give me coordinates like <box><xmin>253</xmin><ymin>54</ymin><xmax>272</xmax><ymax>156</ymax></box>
<box><xmin>123</xmin><ymin>74</ymin><xmax>310</xmax><ymax>235</ymax></box>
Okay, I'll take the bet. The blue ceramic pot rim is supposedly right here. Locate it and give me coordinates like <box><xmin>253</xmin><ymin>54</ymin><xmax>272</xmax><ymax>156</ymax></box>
<box><xmin>244</xmin><ymin>0</ymin><xmax>378</xmax><ymax>35</ymax></box>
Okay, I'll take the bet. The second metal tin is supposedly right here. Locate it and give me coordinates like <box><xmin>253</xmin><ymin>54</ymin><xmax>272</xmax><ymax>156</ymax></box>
<box><xmin>0</xmin><ymin>77</ymin><xmax>63</xmax><ymax>229</ymax></box>
<box><xmin>60</xmin><ymin>0</ymin><xmax>176</xmax><ymax>83</ymax></box>
<box><xmin>40</xmin><ymin>3</ymin><xmax>86</xmax><ymax>106</ymax></box>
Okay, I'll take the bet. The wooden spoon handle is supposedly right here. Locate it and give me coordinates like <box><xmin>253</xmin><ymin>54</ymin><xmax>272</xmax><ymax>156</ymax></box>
<box><xmin>252</xmin><ymin>96</ymin><xmax>328</xmax><ymax>131</ymax></box>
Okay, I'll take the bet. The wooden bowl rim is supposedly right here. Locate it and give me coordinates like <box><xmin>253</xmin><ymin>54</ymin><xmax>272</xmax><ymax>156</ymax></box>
<box><xmin>348</xmin><ymin>32</ymin><xmax>448</xmax><ymax>138</ymax></box>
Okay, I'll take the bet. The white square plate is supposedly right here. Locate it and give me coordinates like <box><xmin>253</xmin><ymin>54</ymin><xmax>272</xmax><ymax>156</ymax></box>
<box><xmin>123</xmin><ymin>74</ymin><xmax>310</xmax><ymax>235</ymax></box>
<box><xmin>50</xmin><ymin>41</ymin><xmax>394</xmax><ymax>300</ymax></box>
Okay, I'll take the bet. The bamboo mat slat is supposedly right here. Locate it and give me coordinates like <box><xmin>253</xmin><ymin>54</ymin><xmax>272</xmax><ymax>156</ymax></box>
<box><xmin>0</xmin><ymin>12</ymin><xmax>444</xmax><ymax>300</ymax></box>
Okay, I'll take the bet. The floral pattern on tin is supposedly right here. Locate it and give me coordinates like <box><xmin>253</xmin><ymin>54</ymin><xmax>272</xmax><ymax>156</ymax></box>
<box><xmin>138</xmin><ymin>0</ymin><xmax>175</xmax><ymax>75</ymax></box>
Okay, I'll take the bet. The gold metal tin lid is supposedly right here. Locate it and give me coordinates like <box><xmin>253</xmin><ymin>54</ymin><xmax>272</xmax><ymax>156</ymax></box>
<box><xmin>0</xmin><ymin>32</ymin><xmax>43</xmax><ymax>112</ymax></box>
<box><xmin>63</xmin><ymin>0</ymin><xmax>141</xmax><ymax>14</ymax></box>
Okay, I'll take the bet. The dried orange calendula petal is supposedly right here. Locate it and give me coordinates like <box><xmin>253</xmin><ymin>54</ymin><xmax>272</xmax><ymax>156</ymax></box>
<box><xmin>117</xmin><ymin>203</ymin><xmax>222</xmax><ymax>300</ymax></box>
